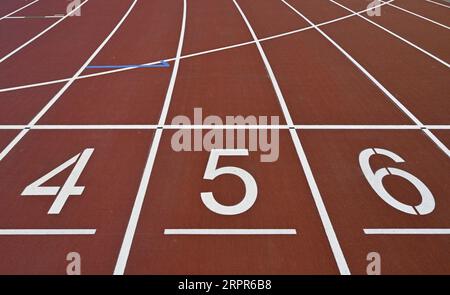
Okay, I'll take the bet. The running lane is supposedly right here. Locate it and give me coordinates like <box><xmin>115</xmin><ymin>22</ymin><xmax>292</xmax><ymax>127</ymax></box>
<box><xmin>0</xmin><ymin>130</ymin><xmax>155</xmax><ymax>274</ymax></box>
<box><xmin>334</xmin><ymin>0</ymin><xmax>450</xmax><ymax>62</ymax></box>
<box><xmin>286</xmin><ymin>0</ymin><xmax>449</xmax><ymax>125</ymax></box>
<box><xmin>123</xmin><ymin>130</ymin><xmax>340</xmax><ymax>274</ymax></box>
<box><xmin>0</xmin><ymin>0</ymin><xmax>185</xmax><ymax>274</ymax></box>
<box><xmin>36</xmin><ymin>0</ymin><xmax>182</xmax><ymax>125</ymax></box>
<box><xmin>181</xmin><ymin>0</ymin><xmax>251</xmax><ymax>55</ymax></box>
<box><xmin>299</xmin><ymin>129</ymin><xmax>450</xmax><ymax>274</ymax></box>
<box><xmin>338</xmin><ymin>0</ymin><xmax>450</xmax><ymax>12</ymax></box>
<box><xmin>0</xmin><ymin>18</ymin><xmax>54</xmax><ymax>57</ymax></box>
<box><xmin>0</xmin><ymin>0</ymin><xmax>60</xmax><ymax>57</ymax></box>
<box><xmin>240</xmin><ymin>0</ymin><xmax>411</xmax><ymax>125</ymax></box>
<box><xmin>12</xmin><ymin>0</ymin><xmax>69</xmax><ymax>16</ymax></box>
<box><xmin>393</xmin><ymin>0</ymin><xmax>450</xmax><ymax>27</ymax></box>
<box><xmin>274</xmin><ymin>0</ymin><xmax>348</xmax><ymax>23</ymax></box>
<box><xmin>432</xmin><ymin>130</ymin><xmax>450</xmax><ymax>148</ymax></box>
<box><xmin>0</xmin><ymin>84</ymin><xmax>61</xmax><ymax>124</ymax></box>
<box><xmin>85</xmin><ymin>0</ymin><xmax>181</xmax><ymax>67</ymax></box>
<box><xmin>0</xmin><ymin>0</ymin><xmax>133</xmax><ymax>88</ymax></box>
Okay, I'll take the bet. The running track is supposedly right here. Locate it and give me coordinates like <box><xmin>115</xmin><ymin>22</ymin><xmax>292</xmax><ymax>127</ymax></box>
<box><xmin>0</xmin><ymin>0</ymin><xmax>449</xmax><ymax>274</ymax></box>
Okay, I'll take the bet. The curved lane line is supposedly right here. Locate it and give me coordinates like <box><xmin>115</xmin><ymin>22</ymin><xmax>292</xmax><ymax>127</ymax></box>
<box><xmin>0</xmin><ymin>0</ymin><xmax>394</xmax><ymax>93</ymax></box>
<box><xmin>0</xmin><ymin>0</ymin><xmax>89</xmax><ymax>63</ymax></box>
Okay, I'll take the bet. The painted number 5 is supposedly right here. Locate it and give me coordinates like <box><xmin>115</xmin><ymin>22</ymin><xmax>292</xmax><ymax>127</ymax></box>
<box><xmin>201</xmin><ymin>149</ymin><xmax>257</xmax><ymax>216</ymax></box>
<box><xmin>359</xmin><ymin>148</ymin><xmax>435</xmax><ymax>215</ymax></box>
<box><xmin>21</xmin><ymin>148</ymin><xmax>94</xmax><ymax>215</ymax></box>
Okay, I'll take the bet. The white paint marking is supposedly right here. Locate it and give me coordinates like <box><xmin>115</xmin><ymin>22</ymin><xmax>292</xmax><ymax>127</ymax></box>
<box><xmin>233</xmin><ymin>0</ymin><xmax>350</xmax><ymax>275</ymax></box>
<box><xmin>0</xmin><ymin>77</ymin><xmax>72</xmax><ymax>93</ymax></box>
<box><xmin>0</xmin><ymin>0</ymin><xmax>138</xmax><ymax>162</ymax></box>
<box><xmin>364</xmin><ymin>228</ymin><xmax>450</xmax><ymax>234</ymax></box>
<box><xmin>359</xmin><ymin>148</ymin><xmax>435</xmax><ymax>215</ymax></box>
<box><xmin>428</xmin><ymin>125</ymin><xmax>450</xmax><ymax>129</ymax></box>
<box><xmin>113</xmin><ymin>0</ymin><xmax>187</xmax><ymax>276</ymax></box>
<box><xmin>0</xmin><ymin>129</ymin><xmax>28</xmax><ymax>161</ymax></box>
<box><xmin>0</xmin><ymin>0</ymin><xmax>39</xmax><ymax>21</ymax></box>
<box><xmin>0</xmin><ymin>0</ymin><xmax>88</xmax><ymax>63</ymax></box>
<box><xmin>425</xmin><ymin>0</ymin><xmax>450</xmax><ymax>9</ymax></box>
<box><xmin>260</xmin><ymin>0</ymin><xmax>394</xmax><ymax>43</ymax></box>
<box><xmin>329</xmin><ymin>0</ymin><xmax>449</xmax><ymax>68</ymax></box>
<box><xmin>24</xmin><ymin>125</ymin><xmax>159</xmax><ymax>130</ymax></box>
<box><xmin>0</xmin><ymin>124</ymin><xmax>449</xmax><ymax>130</ymax></box>
<box><xmin>164</xmin><ymin>229</ymin><xmax>297</xmax><ymax>235</ymax></box>
<box><xmin>0</xmin><ymin>0</ymin><xmax>394</xmax><ymax>94</ymax></box>
<box><xmin>283</xmin><ymin>0</ymin><xmax>450</xmax><ymax>158</ymax></box>
<box><xmin>293</xmin><ymin>125</ymin><xmax>421</xmax><ymax>130</ymax></box>
<box><xmin>422</xmin><ymin>128</ymin><xmax>450</xmax><ymax>156</ymax></box>
<box><xmin>382</xmin><ymin>0</ymin><xmax>450</xmax><ymax>30</ymax></box>
<box><xmin>22</xmin><ymin>148</ymin><xmax>94</xmax><ymax>214</ymax></box>
<box><xmin>0</xmin><ymin>229</ymin><xmax>96</xmax><ymax>235</ymax></box>
<box><xmin>0</xmin><ymin>125</ymin><xmax>27</xmax><ymax>129</ymax></box>
<box><xmin>201</xmin><ymin>149</ymin><xmax>258</xmax><ymax>216</ymax></box>
<box><xmin>4</xmin><ymin>15</ymin><xmax>65</xmax><ymax>19</ymax></box>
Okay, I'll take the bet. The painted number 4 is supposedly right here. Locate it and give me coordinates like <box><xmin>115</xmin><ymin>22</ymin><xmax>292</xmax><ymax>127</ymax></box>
<box><xmin>21</xmin><ymin>148</ymin><xmax>94</xmax><ymax>215</ymax></box>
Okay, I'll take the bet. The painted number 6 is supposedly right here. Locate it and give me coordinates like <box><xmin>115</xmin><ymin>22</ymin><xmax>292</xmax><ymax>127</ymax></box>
<box><xmin>201</xmin><ymin>149</ymin><xmax>257</xmax><ymax>215</ymax></box>
<box><xmin>359</xmin><ymin>148</ymin><xmax>435</xmax><ymax>215</ymax></box>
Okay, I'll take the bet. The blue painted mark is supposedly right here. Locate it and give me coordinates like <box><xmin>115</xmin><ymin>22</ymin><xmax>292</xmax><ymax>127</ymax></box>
<box><xmin>86</xmin><ymin>60</ymin><xmax>170</xmax><ymax>69</ymax></box>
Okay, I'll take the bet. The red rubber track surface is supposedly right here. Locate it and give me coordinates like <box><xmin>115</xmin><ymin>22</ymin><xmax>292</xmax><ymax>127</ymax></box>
<box><xmin>0</xmin><ymin>0</ymin><xmax>448</xmax><ymax>274</ymax></box>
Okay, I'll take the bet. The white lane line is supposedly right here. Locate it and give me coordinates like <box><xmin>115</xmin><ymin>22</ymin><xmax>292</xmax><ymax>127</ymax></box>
<box><xmin>422</xmin><ymin>128</ymin><xmax>450</xmax><ymax>155</ymax></box>
<box><xmin>21</xmin><ymin>125</ymin><xmax>289</xmax><ymax>130</ymax></box>
<box><xmin>233</xmin><ymin>0</ymin><xmax>350</xmax><ymax>275</ymax></box>
<box><xmin>0</xmin><ymin>77</ymin><xmax>72</xmax><ymax>93</ymax></box>
<box><xmin>382</xmin><ymin>0</ymin><xmax>450</xmax><ymax>30</ymax></box>
<box><xmin>425</xmin><ymin>0</ymin><xmax>450</xmax><ymax>9</ymax></box>
<box><xmin>294</xmin><ymin>125</ymin><xmax>420</xmax><ymax>129</ymax></box>
<box><xmin>0</xmin><ymin>229</ymin><xmax>96</xmax><ymax>235</ymax></box>
<box><xmin>364</xmin><ymin>228</ymin><xmax>450</xmax><ymax>234</ymax></box>
<box><xmin>428</xmin><ymin>125</ymin><xmax>450</xmax><ymax>129</ymax></box>
<box><xmin>0</xmin><ymin>0</ymin><xmax>39</xmax><ymax>21</ymax></box>
<box><xmin>4</xmin><ymin>125</ymin><xmax>158</xmax><ymax>130</ymax></box>
<box><xmin>260</xmin><ymin>0</ymin><xmax>395</xmax><ymax>43</ymax></box>
<box><xmin>113</xmin><ymin>0</ymin><xmax>187</xmax><ymax>276</ymax></box>
<box><xmin>0</xmin><ymin>0</ymin><xmax>88</xmax><ymax>63</ymax></box>
<box><xmin>283</xmin><ymin>0</ymin><xmax>450</xmax><ymax>158</ymax></box>
<box><xmin>0</xmin><ymin>0</ymin><xmax>394</xmax><ymax>94</ymax></box>
<box><xmin>329</xmin><ymin>0</ymin><xmax>449</xmax><ymax>68</ymax></box>
<box><xmin>4</xmin><ymin>15</ymin><xmax>65</xmax><ymax>19</ymax></box>
<box><xmin>0</xmin><ymin>0</ymin><xmax>138</xmax><ymax>162</ymax></box>
<box><xmin>0</xmin><ymin>129</ymin><xmax>28</xmax><ymax>161</ymax></box>
<box><xmin>0</xmin><ymin>125</ymin><xmax>26</xmax><ymax>129</ymax></box>
<box><xmin>164</xmin><ymin>229</ymin><xmax>297</xmax><ymax>235</ymax></box>
<box><xmin>293</xmin><ymin>125</ymin><xmax>421</xmax><ymax>130</ymax></box>
<box><xmin>0</xmin><ymin>124</ymin><xmax>449</xmax><ymax>130</ymax></box>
